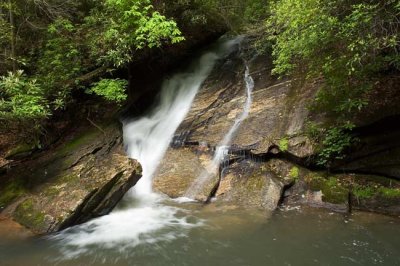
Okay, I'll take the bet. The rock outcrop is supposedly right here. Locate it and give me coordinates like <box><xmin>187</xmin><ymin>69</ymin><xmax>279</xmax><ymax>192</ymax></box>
<box><xmin>153</xmin><ymin>37</ymin><xmax>400</xmax><ymax>215</ymax></box>
<box><xmin>0</xmin><ymin>122</ymin><xmax>142</xmax><ymax>234</ymax></box>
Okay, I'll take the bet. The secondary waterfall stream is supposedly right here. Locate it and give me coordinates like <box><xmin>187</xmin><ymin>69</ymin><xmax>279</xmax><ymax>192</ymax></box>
<box><xmin>50</xmin><ymin>37</ymin><xmax>242</xmax><ymax>258</ymax></box>
<box><xmin>185</xmin><ymin>63</ymin><xmax>254</xmax><ymax>199</ymax></box>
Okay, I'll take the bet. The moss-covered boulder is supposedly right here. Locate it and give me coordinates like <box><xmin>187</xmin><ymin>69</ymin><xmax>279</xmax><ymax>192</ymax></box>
<box><xmin>0</xmin><ymin>123</ymin><xmax>142</xmax><ymax>234</ymax></box>
<box><xmin>283</xmin><ymin>171</ymin><xmax>400</xmax><ymax>215</ymax></box>
<box><xmin>350</xmin><ymin>175</ymin><xmax>400</xmax><ymax>216</ymax></box>
<box><xmin>215</xmin><ymin>160</ymin><xmax>284</xmax><ymax>210</ymax></box>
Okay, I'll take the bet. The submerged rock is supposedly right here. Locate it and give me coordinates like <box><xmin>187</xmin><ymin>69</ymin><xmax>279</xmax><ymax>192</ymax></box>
<box><xmin>0</xmin><ymin>123</ymin><xmax>142</xmax><ymax>234</ymax></box>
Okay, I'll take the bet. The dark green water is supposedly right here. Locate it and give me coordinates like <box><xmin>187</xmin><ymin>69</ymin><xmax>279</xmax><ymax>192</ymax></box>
<box><xmin>1</xmin><ymin>203</ymin><xmax>399</xmax><ymax>266</ymax></box>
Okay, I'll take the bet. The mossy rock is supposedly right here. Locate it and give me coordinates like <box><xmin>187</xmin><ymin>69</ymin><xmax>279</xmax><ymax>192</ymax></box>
<box><xmin>0</xmin><ymin>179</ymin><xmax>27</xmax><ymax>209</ymax></box>
<box><xmin>306</xmin><ymin>174</ymin><xmax>349</xmax><ymax>204</ymax></box>
<box><xmin>13</xmin><ymin>198</ymin><xmax>47</xmax><ymax>233</ymax></box>
<box><xmin>57</xmin><ymin>128</ymin><xmax>102</xmax><ymax>157</ymax></box>
<box><xmin>1</xmin><ymin>122</ymin><xmax>142</xmax><ymax>234</ymax></box>
<box><xmin>351</xmin><ymin>176</ymin><xmax>400</xmax><ymax>215</ymax></box>
<box><xmin>5</xmin><ymin>143</ymin><xmax>36</xmax><ymax>160</ymax></box>
<box><xmin>215</xmin><ymin>160</ymin><xmax>284</xmax><ymax>210</ymax></box>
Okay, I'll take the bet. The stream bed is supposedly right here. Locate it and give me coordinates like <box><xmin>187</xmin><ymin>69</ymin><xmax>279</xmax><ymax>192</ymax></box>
<box><xmin>1</xmin><ymin>203</ymin><xmax>399</xmax><ymax>266</ymax></box>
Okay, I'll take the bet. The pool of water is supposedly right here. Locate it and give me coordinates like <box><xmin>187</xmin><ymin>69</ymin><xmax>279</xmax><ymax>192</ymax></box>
<box><xmin>1</xmin><ymin>201</ymin><xmax>399</xmax><ymax>266</ymax></box>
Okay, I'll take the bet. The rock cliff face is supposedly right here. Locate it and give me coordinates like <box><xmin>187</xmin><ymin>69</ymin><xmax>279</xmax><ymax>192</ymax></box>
<box><xmin>0</xmin><ymin>123</ymin><xmax>142</xmax><ymax>234</ymax></box>
<box><xmin>153</xmin><ymin>38</ymin><xmax>400</xmax><ymax>215</ymax></box>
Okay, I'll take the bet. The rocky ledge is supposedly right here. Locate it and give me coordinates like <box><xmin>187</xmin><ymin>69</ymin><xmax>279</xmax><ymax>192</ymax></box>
<box><xmin>0</xmin><ymin>122</ymin><xmax>142</xmax><ymax>234</ymax></box>
<box><xmin>153</xmin><ymin>38</ymin><xmax>400</xmax><ymax>216</ymax></box>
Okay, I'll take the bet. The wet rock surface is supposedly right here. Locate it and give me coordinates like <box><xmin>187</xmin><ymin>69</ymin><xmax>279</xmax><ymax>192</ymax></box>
<box><xmin>153</xmin><ymin>38</ymin><xmax>400</xmax><ymax>215</ymax></box>
<box><xmin>174</xmin><ymin>53</ymin><xmax>318</xmax><ymax>158</ymax></box>
<box><xmin>0</xmin><ymin>123</ymin><xmax>142</xmax><ymax>234</ymax></box>
<box><xmin>153</xmin><ymin>40</ymin><xmax>318</xmax><ymax>208</ymax></box>
<box><xmin>153</xmin><ymin>147</ymin><xmax>213</xmax><ymax>200</ymax></box>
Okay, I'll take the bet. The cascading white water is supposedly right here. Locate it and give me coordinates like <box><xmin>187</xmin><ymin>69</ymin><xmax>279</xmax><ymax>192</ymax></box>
<box><xmin>51</xmin><ymin>38</ymin><xmax>242</xmax><ymax>258</ymax></box>
<box><xmin>123</xmin><ymin>37</ymin><xmax>241</xmax><ymax>197</ymax></box>
<box><xmin>185</xmin><ymin>63</ymin><xmax>255</xmax><ymax>199</ymax></box>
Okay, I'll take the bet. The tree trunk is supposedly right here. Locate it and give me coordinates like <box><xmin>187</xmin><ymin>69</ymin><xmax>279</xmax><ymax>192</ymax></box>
<box><xmin>9</xmin><ymin>0</ymin><xmax>16</xmax><ymax>72</ymax></box>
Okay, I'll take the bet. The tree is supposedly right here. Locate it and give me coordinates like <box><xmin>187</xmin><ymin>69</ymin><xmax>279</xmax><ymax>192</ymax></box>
<box><xmin>267</xmin><ymin>0</ymin><xmax>400</xmax><ymax>116</ymax></box>
<box><xmin>0</xmin><ymin>0</ymin><xmax>185</xmax><ymax>139</ymax></box>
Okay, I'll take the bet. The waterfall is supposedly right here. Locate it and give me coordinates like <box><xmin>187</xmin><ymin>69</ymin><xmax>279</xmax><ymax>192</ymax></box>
<box><xmin>52</xmin><ymin>38</ymin><xmax>242</xmax><ymax>257</ymax></box>
<box><xmin>123</xmin><ymin>37</ymin><xmax>242</xmax><ymax>197</ymax></box>
<box><xmin>185</xmin><ymin>63</ymin><xmax>255</xmax><ymax>199</ymax></box>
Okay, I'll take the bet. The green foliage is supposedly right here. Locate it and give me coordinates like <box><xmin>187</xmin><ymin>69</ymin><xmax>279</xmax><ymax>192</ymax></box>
<box><xmin>317</xmin><ymin>123</ymin><xmax>356</xmax><ymax>166</ymax></box>
<box><xmin>278</xmin><ymin>137</ymin><xmax>289</xmax><ymax>151</ymax></box>
<box><xmin>37</xmin><ymin>18</ymin><xmax>83</xmax><ymax>90</ymax></box>
<box><xmin>88</xmin><ymin>79</ymin><xmax>128</xmax><ymax>103</ymax></box>
<box><xmin>86</xmin><ymin>0</ymin><xmax>184</xmax><ymax>67</ymax></box>
<box><xmin>0</xmin><ymin>70</ymin><xmax>49</xmax><ymax>121</ymax></box>
<box><xmin>305</xmin><ymin>121</ymin><xmax>324</xmax><ymax>142</ymax></box>
<box><xmin>267</xmin><ymin>0</ymin><xmax>400</xmax><ymax>117</ymax></box>
<box><xmin>0</xmin><ymin>71</ymin><xmax>50</xmax><ymax>140</ymax></box>
<box><xmin>181</xmin><ymin>0</ymin><xmax>269</xmax><ymax>31</ymax></box>
<box><xmin>0</xmin><ymin>0</ymin><xmax>186</xmax><ymax>140</ymax></box>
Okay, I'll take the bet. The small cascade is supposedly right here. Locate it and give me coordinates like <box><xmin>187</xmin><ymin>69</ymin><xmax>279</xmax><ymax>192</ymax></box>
<box><xmin>185</xmin><ymin>63</ymin><xmax>255</xmax><ymax>199</ymax></box>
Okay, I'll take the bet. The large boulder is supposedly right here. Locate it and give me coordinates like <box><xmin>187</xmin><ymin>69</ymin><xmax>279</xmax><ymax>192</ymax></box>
<box><xmin>153</xmin><ymin>147</ymin><xmax>215</xmax><ymax>200</ymax></box>
<box><xmin>215</xmin><ymin>160</ymin><xmax>285</xmax><ymax>210</ymax></box>
<box><xmin>0</xmin><ymin>123</ymin><xmax>142</xmax><ymax>234</ymax></box>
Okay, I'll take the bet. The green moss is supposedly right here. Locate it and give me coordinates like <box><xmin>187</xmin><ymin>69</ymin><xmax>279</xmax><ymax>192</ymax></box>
<box><xmin>58</xmin><ymin>129</ymin><xmax>101</xmax><ymax>156</ymax></box>
<box><xmin>245</xmin><ymin>171</ymin><xmax>265</xmax><ymax>191</ymax></box>
<box><xmin>353</xmin><ymin>186</ymin><xmax>376</xmax><ymax>199</ymax></box>
<box><xmin>5</xmin><ymin>143</ymin><xmax>35</xmax><ymax>159</ymax></box>
<box><xmin>13</xmin><ymin>198</ymin><xmax>46</xmax><ymax>230</ymax></box>
<box><xmin>378</xmin><ymin>187</ymin><xmax>400</xmax><ymax>198</ymax></box>
<box><xmin>308</xmin><ymin>175</ymin><xmax>348</xmax><ymax>204</ymax></box>
<box><xmin>0</xmin><ymin>179</ymin><xmax>27</xmax><ymax>208</ymax></box>
<box><xmin>321</xmin><ymin>177</ymin><xmax>348</xmax><ymax>204</ymax></box>
<box><xmin>353</xmin><ymin>186</ymin><xmax>400</xmax><ymax>200</ymax></box>
<box><xmin>43</xmin><ymin>186</ymin><xmax>61</xmax><ymax>198</ymax></box>
<box><xmin>307</xmin><ymin>174</ymin><xmax>325</xmax><ymax>190</ymax></box>
<box><xmin>278</xmin><ymin>138</ymin><xmax>289</xmax><ymax>152</ymax></box>
<box><xmin>59</xmin><ymin>174</ymin><xmax>79</xmax><ymax>183</ymax></box>
<box><xmin>289</xmin><ymin>166</ymin><xmax>299</xmax><ymax>181</ymax></box>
